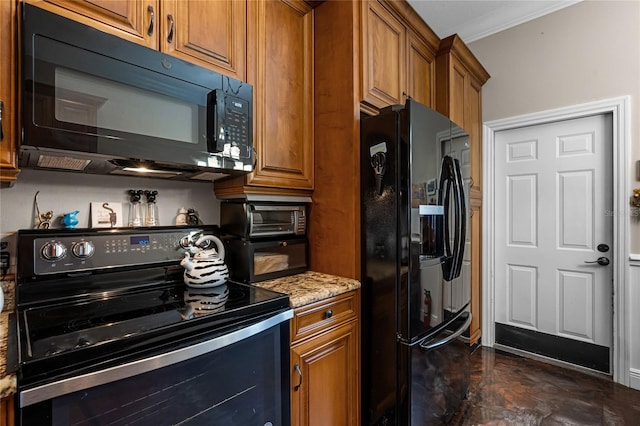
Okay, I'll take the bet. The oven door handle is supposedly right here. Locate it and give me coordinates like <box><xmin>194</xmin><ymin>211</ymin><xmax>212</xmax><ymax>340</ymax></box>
<box><xmin>20</xmin><ymin>309</ymin><xmax>294</xmax><ymax>408</ymax></box>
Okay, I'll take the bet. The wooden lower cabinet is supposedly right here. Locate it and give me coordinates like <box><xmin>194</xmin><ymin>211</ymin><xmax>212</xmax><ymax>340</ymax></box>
<box><xmin>0</xmin><ymin>395</ymin><xmax>14</xmax><ymax>426</ymax></box>
<box><xmin>290</xmin><ymin>290</ymin><xmax>360</xmax><ymax>426</ymax></box>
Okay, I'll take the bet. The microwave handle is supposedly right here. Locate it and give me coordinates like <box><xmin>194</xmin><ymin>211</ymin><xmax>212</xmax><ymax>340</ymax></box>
<box><xmin>207</xmin><ymin>89</ymin><xmax>225</xmax><ymax>153</ymax></box>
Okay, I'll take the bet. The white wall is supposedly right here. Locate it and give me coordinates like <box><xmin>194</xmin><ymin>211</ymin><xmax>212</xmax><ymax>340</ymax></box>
<box><xmin>469</xmin><ymin>0</ymin><xmax>640</xmax><ymax>252</ymax></box>
<box><xmin>468</xmin><ymin>0</ymin><xmax>640</xmax><ymax>387</ymax></box>
<box><xmin>0</xmin><ymin>169</ymin><xmax>221</xmax><ymax>233</ymax></box>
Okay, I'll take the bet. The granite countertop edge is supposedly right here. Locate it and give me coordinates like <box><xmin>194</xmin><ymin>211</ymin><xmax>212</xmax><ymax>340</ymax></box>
<box><xmin>0</xmin><ymin>279</ymin><xmax>17</xmax><ymax>398</ymax></box>
<box><xmin>253</xmin><ymin>271</ymin><xmax>361</xmax><ymax>308</ymax></box>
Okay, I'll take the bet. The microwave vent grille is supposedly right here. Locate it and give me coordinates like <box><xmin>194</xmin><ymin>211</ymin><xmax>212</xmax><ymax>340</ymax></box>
<box><xmin>190</xmin><ymin>171</ymin><xmax>229</xmax><ymax>181</ymax></box>
<box><xmin>36</xmin><ymin>155</ymin><xmax>91</xmax><ymax>171</ymax></box>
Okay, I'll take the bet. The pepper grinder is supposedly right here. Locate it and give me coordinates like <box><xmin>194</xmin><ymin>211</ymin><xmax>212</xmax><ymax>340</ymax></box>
<box><xmin>128</xmin><ymin>189</ymin><xmax>144</xmax><ymax>227</ymax></box>
<box><xmin>144</xmin><ymin>190</ymin><xmax>159</xmax><ymax>226</ymax></box>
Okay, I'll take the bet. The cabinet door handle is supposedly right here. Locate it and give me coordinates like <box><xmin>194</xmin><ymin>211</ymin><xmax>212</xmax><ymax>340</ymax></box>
<box><xmin>167</xmin><ymin>14</ymin><xmax>175</xmax><ymax>44</ymax></box>
<box><xmin>294</xmin><ymin>363</ymin><xmax>303</xmax><ymax>391</ymax></box>
<box><xmin>325</xmin><ymin>309</ymin><xmax>333</xmax><ymax>319</ymax></box>
<box><xmin>147</xmin><ymin>5</ymin><xmax>155</xmax><ymax>36</ymax></box>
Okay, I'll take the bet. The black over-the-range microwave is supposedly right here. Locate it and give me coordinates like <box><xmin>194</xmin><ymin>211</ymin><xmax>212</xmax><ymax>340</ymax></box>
<box><xmin>20</xmin><ymin>3</ymin><xmax>254</xmax><ymax>181</ymax></box>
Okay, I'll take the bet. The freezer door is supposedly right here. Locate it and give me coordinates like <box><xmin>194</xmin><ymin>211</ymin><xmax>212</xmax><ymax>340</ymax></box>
<box><xmin>403</xmin><ymin>312</ymin><xmax>471</xmax><ymax>425</ymax></box>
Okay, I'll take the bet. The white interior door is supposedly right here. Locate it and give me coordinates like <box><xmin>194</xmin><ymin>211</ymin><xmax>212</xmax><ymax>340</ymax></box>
<box><xmin>494</xmin><ymin>114</ymin><xmax>613</xmax><ymax>354</ymax></box>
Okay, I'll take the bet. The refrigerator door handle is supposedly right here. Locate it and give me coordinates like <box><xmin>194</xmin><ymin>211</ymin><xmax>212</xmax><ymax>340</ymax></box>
<box><xmin>418</xmin><ymin>313</ymin><xmax>472</xmax><ymax>352</ymax></box>
<box><xmin>452</xmin><ymin>158</ymin><xmax>466</xmax><ymax>278</ymax></box>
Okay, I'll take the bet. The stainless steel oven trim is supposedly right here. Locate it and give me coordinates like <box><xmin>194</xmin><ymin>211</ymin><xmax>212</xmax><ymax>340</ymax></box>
<box><xmin>20</xmin><ymin>309</ymin><xmax>293</xmax><ymax>408</ymax></box>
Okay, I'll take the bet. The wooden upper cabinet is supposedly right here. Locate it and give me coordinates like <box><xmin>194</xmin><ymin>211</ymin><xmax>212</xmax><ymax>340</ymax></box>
<box><xmin>26</xmin><ymin>0</ymin><xmax>158</xmax><ymax>49</ymax></box>
<box><xmin>361</xmin><ymin>0</ymin><xmax>405</xmax><ymax>111</ymax></box>
<box><xmin>360</xmin><ymin>1</ymin><xmax>438</xmax><ymax>114</ymax></box>
<box><xmin>406</xmin><ymin>29</ymin><xmax>435</xmax><ymax>108</ymax></box>
<box><xmin>0</xmin><ymin>0</ymin><xmax>18</xmax><ymax>186</ymax></box>
<box><xmin>27</xmin><ymin>0</ymin><xmax>246</xmax><ymax>79</ymax></box>
<box><xmin>215</xmin><ymin>0</ymin><xmax>314</xmax><ymax>196</ymax></box>
<box><xmin>161</xmin><ymin>0</ymin><xmax>246</xmax><ymax>80</ymax></box>
<box><xmin>435</xmin><ymin>34</ymin><xmax>489</xmax><ymax>193</ymax></box>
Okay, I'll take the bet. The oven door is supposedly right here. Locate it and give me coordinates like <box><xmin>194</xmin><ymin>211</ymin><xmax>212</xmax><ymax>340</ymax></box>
<box><xmin>19</xmin><ymin>310</ymin><xmax>292</xmax><ymax>426</ymax></box>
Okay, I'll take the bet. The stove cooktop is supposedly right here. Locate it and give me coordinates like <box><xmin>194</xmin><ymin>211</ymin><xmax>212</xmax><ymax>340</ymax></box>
<box><xmin>18</xmin><ymin>279</ymin><xmax>289</xmax><ymax>386</ymax></box>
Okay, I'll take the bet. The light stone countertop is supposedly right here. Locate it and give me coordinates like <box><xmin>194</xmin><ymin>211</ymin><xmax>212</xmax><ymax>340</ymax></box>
<box><xmin>254</xmin><ymin>271</ymin><xmax>361</xmax><ymax>308</ymax></box>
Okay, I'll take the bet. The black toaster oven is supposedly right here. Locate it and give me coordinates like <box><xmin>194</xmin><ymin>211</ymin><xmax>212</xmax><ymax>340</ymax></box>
<box><xmin>220</xmin><ymin>201</ymin><xmax>308</xmax><ymax>282</ymax></box>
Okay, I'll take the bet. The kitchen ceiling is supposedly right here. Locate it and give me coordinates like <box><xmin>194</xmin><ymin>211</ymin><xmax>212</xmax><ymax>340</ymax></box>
<box><xmin>406</xmin><ymin>0</ymin><xmax>582</xmax><ymax>43</ymax></box>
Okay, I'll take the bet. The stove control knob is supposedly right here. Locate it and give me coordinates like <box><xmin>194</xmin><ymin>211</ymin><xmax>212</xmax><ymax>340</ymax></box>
<box><xmin>41</xmin><ymin>242</ymin><xmax>67</xmax><ymax>261</ymax></box>
<box><xmin>72</xmin><ymin>241</ymin><xmax>95</xmax><ymax>259</ymax></box>
<box><xmin>179</xmin><ymin>236</ymin><xmax>192</xmax><ymax>249</ymax></box>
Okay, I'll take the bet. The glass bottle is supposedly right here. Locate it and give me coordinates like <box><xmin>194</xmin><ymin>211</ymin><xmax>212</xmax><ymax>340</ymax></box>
<box><xmin>128</xmin><ymin>190</ymin><xmax>144</xmax><ymax>227</ymax></box>
<box><xmin>144</xmin><ymin>190</ymin><xmax>159</xmax><ymax>226</ymax></box>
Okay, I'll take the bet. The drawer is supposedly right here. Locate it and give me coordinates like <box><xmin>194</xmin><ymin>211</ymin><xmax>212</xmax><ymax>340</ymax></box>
<box><xmin>291</xmin><ymin>290</ymin><xmax>359</xmax><ymax>344</ymax></box>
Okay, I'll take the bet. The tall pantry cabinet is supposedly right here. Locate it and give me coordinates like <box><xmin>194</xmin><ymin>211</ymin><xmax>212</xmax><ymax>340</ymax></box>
<box><xmin>435</xmin><ymin>34</ymin><xmax>490</xmax><ymax>344</ymax></box>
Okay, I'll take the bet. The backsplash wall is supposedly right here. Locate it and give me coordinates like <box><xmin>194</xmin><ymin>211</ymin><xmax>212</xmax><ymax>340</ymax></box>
<box><xmin>0</xmin><ymin>169</ymin><xmax>221</xmax><ymax>233</ymax></box>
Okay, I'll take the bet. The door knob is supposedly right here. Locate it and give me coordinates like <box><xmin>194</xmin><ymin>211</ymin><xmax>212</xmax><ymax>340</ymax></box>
<box><xmin>584</xmin><ymin>256</ymin><xmax>610</xmax><ymax>266</ymax></box>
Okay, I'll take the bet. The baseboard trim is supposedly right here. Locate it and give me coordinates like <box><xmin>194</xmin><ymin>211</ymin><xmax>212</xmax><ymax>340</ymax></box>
<box><xmin>493</xmin><ymin>344</ymin><xmax>612</xmax><ymax>381</ymax></box>
<box><xmin>495</xmin><ymin>323</ymin><xmax>610</xmax><ymax>373</ymax></box>
<box><xmin>629</xmin><ymin>368</ymin><xmax>640</xmax><ymax>390</ymax></box>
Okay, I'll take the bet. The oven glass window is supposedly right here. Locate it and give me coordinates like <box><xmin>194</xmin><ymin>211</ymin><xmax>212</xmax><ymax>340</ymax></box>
<box><xmin>22</xmin><ymin>325</ymin><xmax>288</xmax><ymax>425</ymax></box>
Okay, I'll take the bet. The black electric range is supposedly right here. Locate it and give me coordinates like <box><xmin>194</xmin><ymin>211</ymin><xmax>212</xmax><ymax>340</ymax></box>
<box><xmin>16</xmin><ymin>226</ymin><xmax>290</xmax><ymax>388</ymax></box>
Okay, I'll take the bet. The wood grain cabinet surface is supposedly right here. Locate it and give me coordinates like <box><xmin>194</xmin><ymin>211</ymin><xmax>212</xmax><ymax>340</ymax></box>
<box><xmin>435</xmin><ymin>34</ymin><xmax>489</xmax><ymax>195</ymax></box>
<box><xmin>290</xmin><ymin>290</ymin><xmax>360</xmax><ymax>426</ymax></box>
<box><xmin>25</xmin><ymin>0</ymin><xmax>246</xmax><ymax>80</ymax></box>
<box><xmin>0</xmin><ymin>396</ymin><xmax>14</xmax><ymax>426</ymax></box>
<box><xmin>360</xmin><ymin>0</ymin><xmax>438</xmax><ymax>115</ymax></box>
<box><xmin>0</xmin><ymin>0</ymin><xmax>18</xmax><ymax>187</ymax></box>
<box><xmin>214</xmin><ymin>0</ymin><xmax>314</xmax><ymax>198</ymax></box>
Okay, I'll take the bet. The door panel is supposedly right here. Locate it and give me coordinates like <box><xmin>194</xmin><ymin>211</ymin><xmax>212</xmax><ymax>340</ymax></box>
<box><xmin>494</xmin><ymin>114</ymin><xmax>613</xmax><ymax>356</ymax></box>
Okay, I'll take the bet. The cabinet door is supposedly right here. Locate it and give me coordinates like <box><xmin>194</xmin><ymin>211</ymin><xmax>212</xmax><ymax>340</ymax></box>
<box><xmin>245</xmin><ymin>0</ymin><xmax>314</xmax><ymax>190</ymax></box>
<box><xmin>469</xmin><ymin>198</ymin><xmax>482</xmax><ymax>344</ymax></box>
<box><xmin>406</xmin><ymin>29</ymin><xmax>435</xmax><ymax>108</ymax></box>
<box><xmin>0</xmin><ymin>0</ymin><xmax>18</xmax><ymax>185</ymax></box>
<box><xmin>27</xmin><ymin>0</ymin><xmax>157</xmax><ymax>49</ymax></box>
<box><xmin>448</xmin><ymin>58</ymin><xmax>468</xmax><ymax>129</ymax></box>
<box><xmin>0</xmin><ymin>395</ymin><xmax>14</xmax><ymax>426</ymax></box>
<box><xmin>161</xmin><ymin>0</ymin><xmax>246</xmax><ymax>80</ymax></box>
<box><xmin>361</xmin><ymin>0</ymin><xmax>405</xmax><ymax>111</ymax></box>
<box><xmin>467</xmin><ymin>75</ymin><xmax>483</xmax><ymax>193</ymax></box>
<box><xmin>291</xmin><ymin>321</ymin><xmax>359</xmax><ymax>426</ymax></box>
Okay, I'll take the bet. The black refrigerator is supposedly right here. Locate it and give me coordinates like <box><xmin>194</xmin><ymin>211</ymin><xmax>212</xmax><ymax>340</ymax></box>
<box><xmin>361</xmin><ymin>99</ymin><xmax>472</xmax><ymax>425</ymax></box>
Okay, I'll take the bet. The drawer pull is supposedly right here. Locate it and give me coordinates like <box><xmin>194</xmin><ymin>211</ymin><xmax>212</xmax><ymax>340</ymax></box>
<box><xmin>294</xmin><ymin>363</ymin><xmax>303</xmax><ymax>391</ymax></box>
<box><xmin>325</xmin><ymin>309</ymin><xmax>333</xmax><ymax>319</ymax></box>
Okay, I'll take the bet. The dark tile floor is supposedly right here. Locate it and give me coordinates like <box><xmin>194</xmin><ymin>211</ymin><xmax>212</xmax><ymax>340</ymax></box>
<box><xmin>451</xmin><ymin>347</ymin><xmax>640</xmax><ymax>425</ymax></box>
